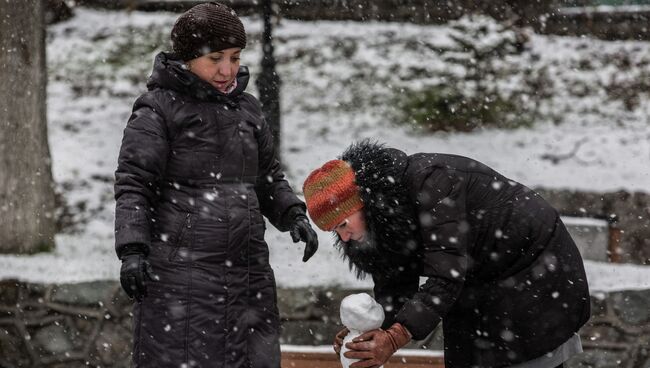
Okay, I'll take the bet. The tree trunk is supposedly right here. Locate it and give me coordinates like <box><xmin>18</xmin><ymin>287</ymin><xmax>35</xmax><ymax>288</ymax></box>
<box><xmin>0</xmin><ymin>0</ymin><xmax>57</xmax><ymax>254</ymax></box>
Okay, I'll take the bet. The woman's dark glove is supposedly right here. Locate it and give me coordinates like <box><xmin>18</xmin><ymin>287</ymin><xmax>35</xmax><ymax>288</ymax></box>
<box><xmin>290</xmin><ymin>215</ymin><xmax>319</xmax><ymax>262</ymax></box>
<box><xmin>120</xmin><ymin>249</ymin><xmax>157</xmax><ymax>301</ymax></box>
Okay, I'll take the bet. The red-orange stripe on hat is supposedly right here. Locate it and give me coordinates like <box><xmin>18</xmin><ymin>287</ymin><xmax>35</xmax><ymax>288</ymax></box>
<box><xmin>303</xmin><ymin>160</ymin><xmax>364</xmax><ymax>231</ymax></box>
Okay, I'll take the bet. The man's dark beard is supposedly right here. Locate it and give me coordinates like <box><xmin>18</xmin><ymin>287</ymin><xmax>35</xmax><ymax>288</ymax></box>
<box><xmin>337</xmin><ymin>230</ymin><xmax>419</xmax><ymax>279</ymax></box>
<box><xmin>343</xmin><ymin>237</ymin><xmax>376</xmax><ymax>257</ymax></box>
<box><xmin>338</xmin><ymin>233</ymin><xmax>389</xmax><ymax>278</ymax></box>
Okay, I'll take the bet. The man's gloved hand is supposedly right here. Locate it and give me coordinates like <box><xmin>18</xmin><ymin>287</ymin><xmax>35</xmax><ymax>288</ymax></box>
<box><xmin>290</xmin><ymin>215</ymin><xmax>319</xmax><ymax>262</ymax></box>
<box><xmin>343</xmin><ymin>323</ymin><xmax>411</xmax><ymax>368</ymax></box>
<box><xmin>120</xmin><ymin>248</ymin><xmax>157</xmax><ymax>301</ymax></box>
<box><xmin>333</xmin><ymin>327</ymin><xmax>350</xmax><ymax>356</ymax></box>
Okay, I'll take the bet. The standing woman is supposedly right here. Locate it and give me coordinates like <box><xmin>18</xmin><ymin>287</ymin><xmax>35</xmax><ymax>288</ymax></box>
<box><xmin>114</xmin><ymin>3</ymin><xmax>318</xmax><ymax>367</ymax></box>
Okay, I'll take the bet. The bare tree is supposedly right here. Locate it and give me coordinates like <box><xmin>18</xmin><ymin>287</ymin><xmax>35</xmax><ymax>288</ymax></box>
<box><xmin>0</xmin><ymin>0</ymin><xmax>57</xmax><ymax>254</ymax></box>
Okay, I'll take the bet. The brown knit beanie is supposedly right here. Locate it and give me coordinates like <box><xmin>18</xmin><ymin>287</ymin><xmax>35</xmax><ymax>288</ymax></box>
<box><xmin>171</xmin><ymin>2</ymin><xmax>247</xmax><ymax>61</ymax></box>
<box><xmin>303</xmin><ymin>160</ymin><xmax>364</xmax><ymax>231</ymax></box>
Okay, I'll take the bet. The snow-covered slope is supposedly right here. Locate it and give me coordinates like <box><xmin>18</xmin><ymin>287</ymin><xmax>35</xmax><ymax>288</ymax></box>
<box><xmin>1</xmin><ymin>8</ymin><xmax>648</xmax><ymax>288</ymax></box>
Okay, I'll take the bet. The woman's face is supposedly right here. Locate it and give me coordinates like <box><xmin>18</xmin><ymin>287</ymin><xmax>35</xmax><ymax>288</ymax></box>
<box><xmin>187</xmin><ymin>48</ymin><xmax>241</xmax><ymax>93</ymax></box>
<box><xmin>333</xmin><ymin>210</ymin><xmax>367</xmax><ymax>243</ymax></box>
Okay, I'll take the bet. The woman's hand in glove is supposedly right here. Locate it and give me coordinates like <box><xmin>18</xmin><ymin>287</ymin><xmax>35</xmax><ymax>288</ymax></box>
<box><xmin>290</xmin><ymin>216</ymin><xmax>319</xmax><ymax>262</ymax></box>
<box><xmin>120</xmin><ymin>251</ymin><xmax>157</xmax><ymax>301</ymax></box>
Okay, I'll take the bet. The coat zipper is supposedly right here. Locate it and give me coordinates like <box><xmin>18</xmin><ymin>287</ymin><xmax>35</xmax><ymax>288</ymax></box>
<box><xmin>169</xmin><ymin>213</ymin><xmax>192</xmax><ymax>261</ymax></box>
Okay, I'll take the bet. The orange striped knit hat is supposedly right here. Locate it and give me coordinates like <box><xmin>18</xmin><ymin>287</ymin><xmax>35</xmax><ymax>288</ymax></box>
<box><xmin>303</xmin><ymin>160</ymin><xmax>364</xmax><ymax>231</ymax></box>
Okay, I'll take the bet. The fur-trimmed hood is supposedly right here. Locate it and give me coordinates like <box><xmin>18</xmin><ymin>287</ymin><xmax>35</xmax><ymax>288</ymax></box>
<box><xmin>336</xmin><ymin>140</ymin><xmax>421</xmax><ymax>279</ymax></box>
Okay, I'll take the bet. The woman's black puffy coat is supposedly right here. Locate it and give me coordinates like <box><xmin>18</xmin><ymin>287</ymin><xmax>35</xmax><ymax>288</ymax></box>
<box><xmin>114</xmin><ymin>52</ymin><xmax>304</xmax><ymax>368</ymax></box>
<box><xmin>338</xmin><ymin>141</ymin><xmax>590</xmax><ymax>368</ymax></box>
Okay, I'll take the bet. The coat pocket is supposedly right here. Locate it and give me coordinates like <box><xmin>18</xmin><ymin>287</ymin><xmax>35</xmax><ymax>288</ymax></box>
<box><xmin>168</xmin><ymin>213</ymin><xmax>194</xmax><ymax>262</ymax></box>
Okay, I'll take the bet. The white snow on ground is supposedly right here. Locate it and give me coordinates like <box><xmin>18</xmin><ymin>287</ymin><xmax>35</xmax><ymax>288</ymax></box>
<box><xmin>0</xmin><ymin>221</ymin><xmax>118</xmax><ymax>283</ymax></box>
<box><xmin>1</xmin><ymin>8</ymin><xmax>648</xmax><ymax>288</ymax></box>
<box><xmin>583</xmin><ymin>260</ymin><xmax>650</xmax><ymax>292</ymax></box>
<box><xmin>559</xmin><ymin>5</ymin><xmax>650</xmax><ymax>14</ymax></box>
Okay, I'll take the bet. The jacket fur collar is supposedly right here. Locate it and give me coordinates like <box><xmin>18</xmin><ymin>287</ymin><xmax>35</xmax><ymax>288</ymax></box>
<box><xmin>336</xmin><ymin>140</ymin><xmax>421</xmax><ymax>279</ymax></box>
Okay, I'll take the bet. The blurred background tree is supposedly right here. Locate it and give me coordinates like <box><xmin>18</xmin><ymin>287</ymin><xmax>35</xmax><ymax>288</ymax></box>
<box><xmin>397</xmin><ymin>16</ymin><xmax>553</xmax><ymax>132</ymax></box>
<box><xmin>0</xmin><ymin>0</ymin><xmax>57</xmax><ymax>254</ymax></box>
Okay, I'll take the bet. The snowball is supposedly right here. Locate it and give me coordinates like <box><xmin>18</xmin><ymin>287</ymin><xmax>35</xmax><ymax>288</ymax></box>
<box><xmin>340</xmin><ymin>293</ymin><xmax>384</xmax><ymax>332</ymax></box>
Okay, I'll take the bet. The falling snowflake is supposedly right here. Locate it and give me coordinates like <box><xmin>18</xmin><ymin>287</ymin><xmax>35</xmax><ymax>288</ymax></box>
<box><xmin>552</xmin><ymin>291</ymin><xmax>560</xmax><ymax>299</ymax></box>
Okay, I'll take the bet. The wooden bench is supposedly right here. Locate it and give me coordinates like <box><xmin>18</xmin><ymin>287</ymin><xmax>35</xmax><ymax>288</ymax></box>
<box><xmin>281</xmin><ymin>345</ymin><xmax>445</xmax><ymax>368</ymax></box>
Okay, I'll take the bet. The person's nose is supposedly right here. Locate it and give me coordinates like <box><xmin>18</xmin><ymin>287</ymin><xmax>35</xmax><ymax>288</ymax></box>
<box><xmin>337</xmin><ymin>229</ymin><xmax>351</xmax><ymax>242</ymax></box>
<box><xmin>216</xmin><ymin>61</ymin><xmax>233</xmax><ymax>78</ymax></box>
